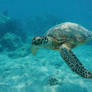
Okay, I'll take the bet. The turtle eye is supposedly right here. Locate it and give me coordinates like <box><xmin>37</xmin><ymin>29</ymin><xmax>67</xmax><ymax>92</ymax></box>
<box><xmin>32</xmin><ymin>37</ymin><xmax>42</xmax><ymax>45</ymax></box>
<box><xmin>36</xmin><ymin>38</ymin><xmax>42</xmax><ymax>45</ymax></box>
<box><xmin>37</xmin><ymin>38</ymin><xmax>41</xmax><ymax>42</ymax></box>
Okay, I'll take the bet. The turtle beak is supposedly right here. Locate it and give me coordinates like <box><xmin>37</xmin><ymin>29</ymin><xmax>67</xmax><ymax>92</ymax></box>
<box><xmin>31</xmin><ymin>45</ymin><xmax>38</xmax><ymax>56</ymax></box>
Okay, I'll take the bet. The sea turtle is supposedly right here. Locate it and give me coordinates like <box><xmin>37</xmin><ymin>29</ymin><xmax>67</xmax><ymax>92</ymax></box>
<box><xmin>31</xmin><ymin>22</ymin><xmax>92</xmax><ymax>78</ymax></box>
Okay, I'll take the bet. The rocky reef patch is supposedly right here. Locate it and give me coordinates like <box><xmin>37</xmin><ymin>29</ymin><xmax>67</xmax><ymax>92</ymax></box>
<box><xmin>0</xmin><ymin>14</ymin><xmax>30</xmax><ymax>58</ymax></box>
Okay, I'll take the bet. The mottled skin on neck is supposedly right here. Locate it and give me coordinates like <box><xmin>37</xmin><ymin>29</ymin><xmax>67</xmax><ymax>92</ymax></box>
<box><xmin>45</xmin><ymin>36</ymin><xmax>63</xmax><ymax>50</ymax></box>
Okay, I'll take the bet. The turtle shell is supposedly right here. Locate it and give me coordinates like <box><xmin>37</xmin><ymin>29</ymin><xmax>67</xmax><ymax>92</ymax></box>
<box><xmin>45</xmin><ymin>22</ymin><xmax>92</xmax><ymax>46</ymax></box>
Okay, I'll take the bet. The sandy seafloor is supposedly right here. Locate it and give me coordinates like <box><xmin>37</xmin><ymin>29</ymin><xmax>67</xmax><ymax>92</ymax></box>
<box><xmin>0</xmin><ymin>43</ymin><xmax>92</xmax><ymax>92</ymax></box>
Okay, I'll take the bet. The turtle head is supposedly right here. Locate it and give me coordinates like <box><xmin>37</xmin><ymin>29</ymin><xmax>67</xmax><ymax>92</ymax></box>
<box><xmin>32</xmin><ymin>36</ymin><xmax>48</xmax><ymax>47</ymax></box>
<box><xmin>31</xmin><ymin>36</ymin><xmax>48</xmax><ymax>56</ymax></box>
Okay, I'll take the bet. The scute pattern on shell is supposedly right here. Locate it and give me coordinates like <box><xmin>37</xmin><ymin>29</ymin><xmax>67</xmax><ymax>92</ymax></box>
<box><xmin>45</xmin><ymin>22</ymin><xmax>92</xmax><ymax>46</ymax></box>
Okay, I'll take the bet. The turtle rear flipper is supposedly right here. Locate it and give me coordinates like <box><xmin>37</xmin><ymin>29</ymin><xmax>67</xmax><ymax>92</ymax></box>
<box><xmin>60</xmin><ymin>44</ymin><xmax>92</xmax><ymax>78</ymax></box>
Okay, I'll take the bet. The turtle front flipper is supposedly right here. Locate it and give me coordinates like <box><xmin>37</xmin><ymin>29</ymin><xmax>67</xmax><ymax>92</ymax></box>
<box><xmin>59</xmin><ymin>44</ymin><xmax>92</xmax><ymax>78</ymax></box>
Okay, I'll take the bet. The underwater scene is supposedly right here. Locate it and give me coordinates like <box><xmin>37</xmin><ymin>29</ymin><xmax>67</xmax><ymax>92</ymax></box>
<box><xmin>0</xmin><ymin>0</ymin><xmax>92</xmax><ymax>92</ymax></box>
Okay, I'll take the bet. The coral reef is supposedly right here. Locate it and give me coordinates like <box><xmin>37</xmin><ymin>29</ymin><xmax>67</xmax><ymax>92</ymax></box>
<box><xmin>0</xmin><ymin>14</ymin><xmax>26</xmax><ymax>42</ymax></box>
<box><xmin>0</xmin><ymin>14</ymin><xmax>30</xmax><ymax>58</ymax></box>
<box><xmin>8</xmin><ymin>44</ymin><xmax>30</xmax><ymax>58</ymax></box>
<box><xmin>0</xmin><ymin>32</ymin><xmax>31</xmax><ymax>58</ymax></box>
<box><xmin>0</xmin><ymin>32</ymin><xmax>23</xmax><ymax>51</ymax></box>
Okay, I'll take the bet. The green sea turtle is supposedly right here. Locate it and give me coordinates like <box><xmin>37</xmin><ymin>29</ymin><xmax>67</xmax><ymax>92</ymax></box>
<box><xmin>31</xmin><ymin>22</ymin><xmax>92</xmax><ymax>78</ymax></box>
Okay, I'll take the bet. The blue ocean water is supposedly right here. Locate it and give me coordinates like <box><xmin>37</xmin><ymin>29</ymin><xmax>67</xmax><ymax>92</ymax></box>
<box><xmin>0</xmin><ymin>0</ymin><xmax>92</xmax><ymax>92</ymax></box>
